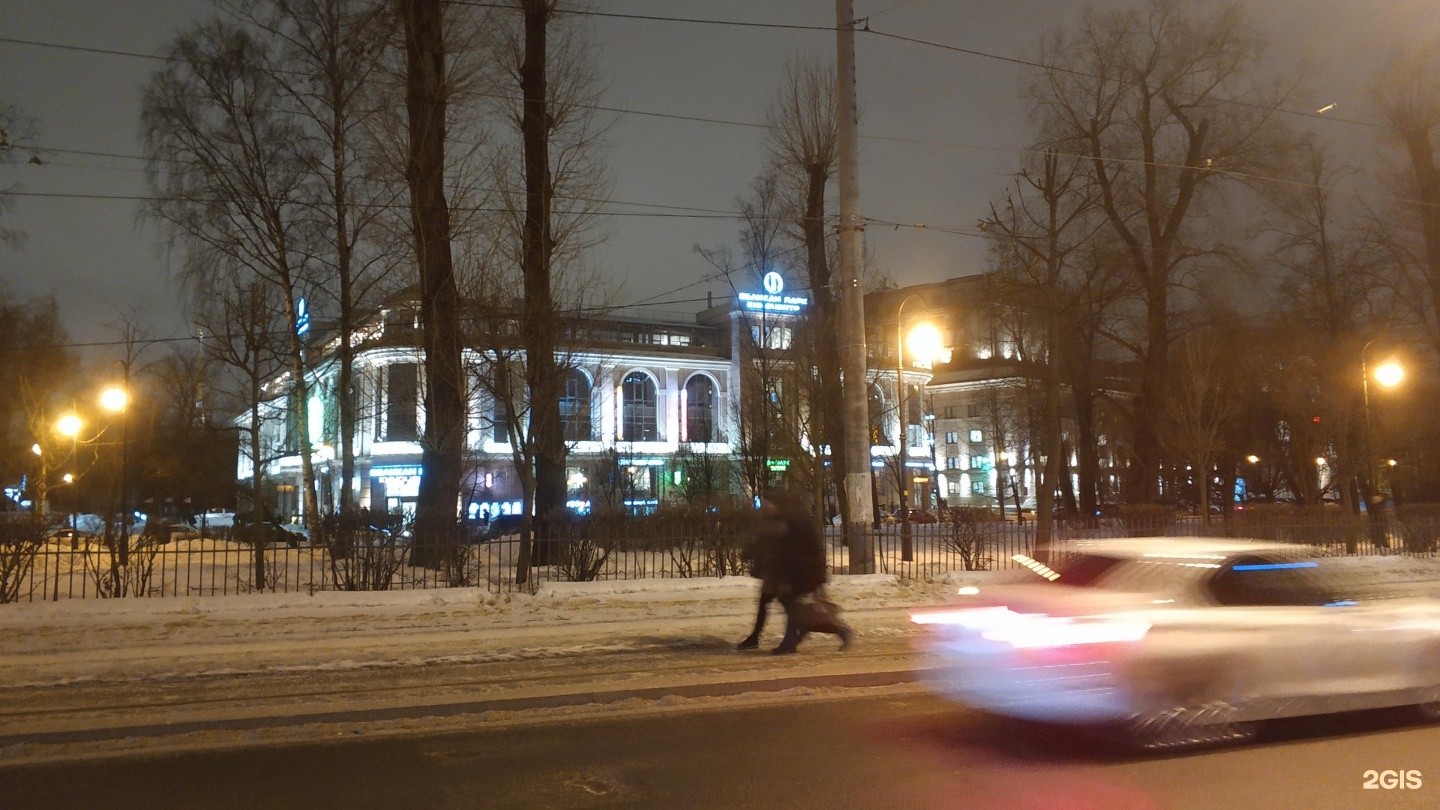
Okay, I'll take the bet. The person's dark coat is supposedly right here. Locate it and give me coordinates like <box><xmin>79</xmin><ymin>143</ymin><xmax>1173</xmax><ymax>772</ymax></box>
<box><xmin>737</xmin><ymin>493</ymin><xmax>851</xmax><ymax>654</ymax></box>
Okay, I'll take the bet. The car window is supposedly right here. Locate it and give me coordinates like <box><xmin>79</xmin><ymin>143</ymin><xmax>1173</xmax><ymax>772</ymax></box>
<box><xmin>1207</xmin><ymin>555</ymin><xmax>1332</xmax><ymax>607</ymax></box>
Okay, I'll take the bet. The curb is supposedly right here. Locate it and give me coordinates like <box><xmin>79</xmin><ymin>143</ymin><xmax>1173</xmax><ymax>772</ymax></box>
<box><xmin>0</xmin><ymin>668</ymin><xmax>926</xmax><ymax>750</ymax></box>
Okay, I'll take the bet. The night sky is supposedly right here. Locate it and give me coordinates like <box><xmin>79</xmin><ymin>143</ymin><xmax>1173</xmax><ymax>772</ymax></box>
<box><xmin>3</xmin><ymin>0</ymin><xmax>1438</xmax><ymax>355</ymax></box>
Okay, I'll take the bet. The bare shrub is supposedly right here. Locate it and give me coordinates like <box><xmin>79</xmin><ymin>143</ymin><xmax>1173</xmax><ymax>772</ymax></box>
<box><xmin>942</xmin><ymin>508</ymin><xmax>994</xmax><ymax>571</ymax></box>
<box><xmin>322</xmin><ymin>516</ymin><xmax>409</xmax><ymax>591</ymax></box>
<box><xmin>0</xmin><ymin>516</ymin><xmax>45</xmax><ymax>603</ymax></box>
<box><xmin>82</xmin><ymin>531</ymin><xmax>165</xmax><ymax>598</ymax></box>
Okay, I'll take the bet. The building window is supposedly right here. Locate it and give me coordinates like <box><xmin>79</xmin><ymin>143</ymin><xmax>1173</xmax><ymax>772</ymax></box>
<box><xmin>684</xmin><ymin>374</ymin><xmax>717</xmax><ymax>443</ymax></box>
<box><xmin>385</xmin><ymin>363</ymin><xmax>419</xmax><ymax>442</ymax></box>
<box><xmin>867</xmin><ymin>383</ymin><xmax>885</xmax><ymax>445</ymax></box>
<box><xmin>622</xmin><ymin>371</ymin><xmax>658</xmax><ymax>442</ymax></box>
<box><xmin>749</xmin><ymin>325</ymin><xmax>793</xmax><ymax>350</ymax></box>
<box><xmin>945</xmin><ymin>431</ymin><xmax>958</xmax><ymax>444</ymax></box>
<box><xmin>968</xmin><ymin>403</ymin><xmax>982</xmax><ymax>417</ymax></box>
<box><xmin>971</xmin><ymin>478</ymin><xmax>989</xmax><ymax>496</ymax></box>
<box><xmin>969</xmin><ymin>429</ymin><xmax>983</xmax><ymax>443</ymax></box>
<box><xmin>943</xmin><ymin>405</ymin><xmax>957</xmax><ymax>419</ymax></box>
<box><xmin>560</xmin><ymin>368</ymin><xmax>593</xmax><ymax>442</ymax></box>
<box><xmin>906</xmin><ymin>384</ymin><xmax>922</xmax><ymax>426</ymax></box>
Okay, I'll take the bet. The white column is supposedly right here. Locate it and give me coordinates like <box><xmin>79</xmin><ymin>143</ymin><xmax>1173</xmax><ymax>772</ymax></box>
<box><xmin>598</xmin><ymin>363</ymin><xmax>617</xmax><ymax>444</ymax></box>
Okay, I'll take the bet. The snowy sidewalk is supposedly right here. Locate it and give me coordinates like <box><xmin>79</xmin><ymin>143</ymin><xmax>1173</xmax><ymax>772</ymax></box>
<box><xmin>0</xmin><ymin>574</ymin><xmax>976</xmax><ymax>760</ymax></box>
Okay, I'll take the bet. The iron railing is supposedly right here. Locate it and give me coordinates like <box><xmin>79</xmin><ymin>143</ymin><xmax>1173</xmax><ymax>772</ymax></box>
<box><xmin>4</xmin><ymin>510</ymin><xmax>1439</xmax><ymax>602</ymax></box>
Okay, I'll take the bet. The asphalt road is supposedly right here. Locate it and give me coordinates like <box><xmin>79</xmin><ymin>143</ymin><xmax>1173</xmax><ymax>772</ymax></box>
<box><xmin>4</xmin><ymin>690</ymin><xmax>1440</xmax><ymax>810</ymax></box>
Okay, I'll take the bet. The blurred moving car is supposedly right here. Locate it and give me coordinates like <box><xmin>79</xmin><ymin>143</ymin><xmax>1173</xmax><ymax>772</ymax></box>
<box><xmin>911</xmin><ymin>537</ymin><xmax>1440</xmax><ymax>750</ymax></box>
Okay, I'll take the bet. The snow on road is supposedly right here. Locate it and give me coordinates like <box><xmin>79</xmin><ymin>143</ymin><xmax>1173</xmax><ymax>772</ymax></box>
<box><xmin>3</xmin><ymin>553</ymin><xmax>1439</xmax><ymax>763</ymax></box>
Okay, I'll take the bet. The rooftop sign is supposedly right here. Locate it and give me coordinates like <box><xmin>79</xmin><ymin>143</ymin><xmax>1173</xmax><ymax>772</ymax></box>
<box><xmin>738</xmin><ymin>271</ymin><xmax>808</xmax><ymax>315</ymax></box>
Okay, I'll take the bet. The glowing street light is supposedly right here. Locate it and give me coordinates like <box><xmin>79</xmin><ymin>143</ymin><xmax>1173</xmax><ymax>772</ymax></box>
<box><xmin>56</xmin><ymin>414</ymin><xmax>82</xmax><ymax>438</ymax></box>
<box><xmin>1246</xmin><ymin>455</ymin><xmax>1260</xmax><ymax>464</ymax></box>
<box><xmin>895</xmin><ymin>293</ymin><xmax>939</xmax><ymax>562</ymax></box>
<box><xmin>1361</xmin><ymin>341</ymin><xmax>1406</xmax><ymax>508</ymax></box>
<box><xmin>99</xmin><ymin>386</ymin><xmax>129</xmax><ymax>413</ymax></box>
<box><xmin>1374</xmin><ymin>361</ymin><xmax>1404</xmax><ymax>389</ymax></box>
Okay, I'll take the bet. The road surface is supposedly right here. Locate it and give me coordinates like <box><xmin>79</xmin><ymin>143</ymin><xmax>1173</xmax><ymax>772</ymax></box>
<box><xmin>5</xmin><ymin>689</ymin><xmax>1440</xmax><ymax>810</ymax></box>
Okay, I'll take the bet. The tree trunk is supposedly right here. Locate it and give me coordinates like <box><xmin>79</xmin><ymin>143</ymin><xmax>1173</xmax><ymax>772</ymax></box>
<box><xmin>520</xmin><ymin>0</ymin><xmax>567</xmax><ymax>533</ymax></box>
<box><xmin>401</xmin><ymin>0</ymin><xmax>465</xmax><ymax>568</ymax></box>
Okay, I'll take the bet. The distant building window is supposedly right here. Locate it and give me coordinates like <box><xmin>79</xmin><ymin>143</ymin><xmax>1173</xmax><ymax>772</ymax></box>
<box><xmin>945</xmin><ymin>431</ymin><xmax>958</xmax><ymax>444</ymax></box>
<box><xmin>969</xmin><ymin>429</ymin><xmax>983</xmax><ymax>443</ymax></box>
<box><xmin>967</xmin><ymin>403</ymin><xmax>982</xmax><ymax>418</ymax></box>
<box><xmin>943</xmin><ymin>406</ymin><xmax>957</xmax><ymax>419</ymax></box>
<box><xmin>906</xmin><ymin>384</ymin><xmax>922</xmax><ymax>426</ymax></box>
<box><xmin>385</xmin><ymin>363</ymin><xmax>419</xmax><ymax>441</ymax></box>
<box><xmin>622</xmin><ymin>372</ymin><xmax>658</xmax><ymax>442</ymax></box>
<box><xmin>749</xmin><ymin>325</ymin><xmax>793</xmax><ymax>350</ymax></box>
<box><xmin>684</xmin><ymin>375</ymin><xmax>717</xmax><ymax>443</ymax></box>
<box><xmin>971</xmin><ymin>478</ymin><xmax>989</xmax><ymax>496</ymax></box>
<box><xmin>560</xmin><ymin>369</ymin><xmax>593</xmax><ymax>442</ymax></box>
<box><xmin>867</xmin><ymin>383</ymin><xmax>885</xmax><ymax>446</ymax></box>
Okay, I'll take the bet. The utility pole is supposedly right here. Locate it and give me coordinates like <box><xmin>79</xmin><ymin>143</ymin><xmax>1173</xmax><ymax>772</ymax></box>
<box><xmin>836</xmin><ymin>0</ymin><xmax>876</xmax><ymax>574</ymax></box>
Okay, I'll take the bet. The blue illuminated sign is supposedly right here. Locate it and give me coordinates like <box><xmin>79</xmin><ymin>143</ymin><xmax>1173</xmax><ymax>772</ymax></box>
<box><xmin>739</xmin><ymin>271</ymin><xmax>808</xmax><ymax>315</ymax></box>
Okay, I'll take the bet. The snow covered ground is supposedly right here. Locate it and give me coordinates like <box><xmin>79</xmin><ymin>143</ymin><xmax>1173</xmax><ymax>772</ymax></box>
<box><xmin>4</xmin><ymin>553</ymin><xmax>1440</xmax><ymax>764</ymax></box>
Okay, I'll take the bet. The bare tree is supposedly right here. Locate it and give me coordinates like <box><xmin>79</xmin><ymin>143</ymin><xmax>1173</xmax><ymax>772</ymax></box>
<box><xmin>1031</xmin><ymin>0</ymin><xmax>1294</xmax><ymax>501</ymax></box>
<box><xmin>766</xmin><ymin>58</ymin><xmax>849</xmax><ymax>526</ymax></box>
<box><xmin>396</xmin><ymin>0</ymin><xmax>467</xmax><ymax>567</ymax></box>
<box><xmin>1162</xmin><ymin>326</ymin><xmax>1244</xmax><ymax>526</ymax></box>
<box><xmin>197</xmin><ymin>275</ymin><xmax>288</xmax><ymax>588</ymax></box>
<box><xmin>229</xmin><ymin>0</ymin><xmax>402</xmax><ymax>514</ymax></box>
<box><xmin>0</xmin><ymin>102</ymin><xmax>38</xmax><ymax>246</ymax></box>
<box><xmin>0</xmin><ymin>289</ymin><xmax>77</xmax><ymax>499</ymax></box>
<box><xmin>143</xmin><ymin>20</ymin><xmax>323</xmax><ymax>538</ymax></box>
<box><xmin>983</xmin><ymin>148</ymin><xmax>1106</xmax><ymax>548</ymax></box>
<box><xmin>1267</xmin><ymin>137</ymin><xmax>1381</xmax><ymax>514</ymax></box>
<box><xmin>1371</xmin><ymin>46</ymin><xmax>1440</xmax><ymax>357</ymax></box>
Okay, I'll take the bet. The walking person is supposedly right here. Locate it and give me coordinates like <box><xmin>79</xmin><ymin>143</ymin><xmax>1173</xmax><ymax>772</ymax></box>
<box><xmin>736</xmin><ymin>491</ymin><xmax>853</xmax><ymax>654</ymax></box>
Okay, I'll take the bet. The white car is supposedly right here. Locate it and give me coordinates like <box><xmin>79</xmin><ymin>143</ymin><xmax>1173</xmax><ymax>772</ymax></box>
<box><xmin>911</xmin><ymin>537</ymin><xmax>1440</xmax><ymax>749</ymax></box>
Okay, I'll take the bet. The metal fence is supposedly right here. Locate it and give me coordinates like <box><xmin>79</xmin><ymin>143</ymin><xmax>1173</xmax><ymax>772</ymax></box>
<box><xmin>4</xmin><ymin>509</ymin><xmax>1439</xmax><ymax>602</ymax></box>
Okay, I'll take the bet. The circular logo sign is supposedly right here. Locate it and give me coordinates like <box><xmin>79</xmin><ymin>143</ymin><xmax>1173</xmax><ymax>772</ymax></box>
<box><xmin>762</xmin><ymin>271</ymin><xmax>784</xmax><ymax>295</ymax></box>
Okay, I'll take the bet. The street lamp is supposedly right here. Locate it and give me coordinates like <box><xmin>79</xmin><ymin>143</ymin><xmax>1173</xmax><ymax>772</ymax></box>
<box><xmin>100</xmin><ymin>383</ymin><xmax>130</xmax><ymax>549</ymax></box>
<box><xmin>1360</xmin><ymin>340</ymin><xmax>1405</xmax><ymax>511</ymax></box>
<box><xmin>895</xmin><ymin>293</ymin><xmax>940</xmax><ymax>562</ymax></box>
<box><xmin>56</xmin><ymin>413</ymin><xmax>82</xmax><ymax>535</ymax></box>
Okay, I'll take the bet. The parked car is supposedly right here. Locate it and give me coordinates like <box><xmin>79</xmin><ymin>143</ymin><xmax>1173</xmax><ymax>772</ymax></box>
<box><xmin>907</xmin><ymin>510</ymin><xmax>939</xmax><ymax>524</ymax></box>
<box><xmin>133</xmin><ymin>519</ymin><xmax>200</xmax><ymax>544</ymax></box>
<box><xmin>197</xmin><ymin>509</ymin><xmax>236</xmax><ymax>530</ymax></box>
<box><xmin>46</xmin><ymin>528</ymin><xmax>97</xmax><ymax>548</ymax></box>
<box><xmin>482</xmin><ymin>514</ymin><xmax>524</xmax><ymax>541</ymax></box>
<box><xmin>911</xmin><ymin>537</ymin><xmax>1440</xmax><ymax>750</ymax></box>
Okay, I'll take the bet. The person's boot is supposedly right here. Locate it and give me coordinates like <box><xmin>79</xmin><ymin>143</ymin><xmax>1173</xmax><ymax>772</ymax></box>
<box><xmin>736</xmin><ymin>635</ymin><xmax>759</xmax><ymax>650</ymax></box>
<box><xmin>838</xmin><ymin>623</ymin><xmax>854</xmax><ymax>650</ymax></box>
<box><xmin>771</xmin><ymin>642</ymin><xmax>798</xmax><ymax>655</ymax></box>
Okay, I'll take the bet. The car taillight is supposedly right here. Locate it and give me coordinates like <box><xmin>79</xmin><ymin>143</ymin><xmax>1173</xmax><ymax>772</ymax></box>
<box><xmin>981</xmin><ymin>615</ymin><xmax>1150</xmax><ymax>648</ymax></box>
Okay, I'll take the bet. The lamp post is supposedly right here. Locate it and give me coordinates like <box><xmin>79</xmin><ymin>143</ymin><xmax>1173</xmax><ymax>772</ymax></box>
<box><xmin>100</xmin><ymin>382</ymin><xmax>130</xmax><ymax>563</ymax></box>
<box><xmin>56</xmin><ymin>413</ymin><xmax>82</xmax><ymax>537</ymax></box>
<box><xmin>1360</xmin><ymin>339</ymin><xmax>1404</xmax><ymax>513</ymax></box>
<box><xmin>895</xmin><ymin>294</ymin><xmax>940</xmax><ymax>562</ymax></box>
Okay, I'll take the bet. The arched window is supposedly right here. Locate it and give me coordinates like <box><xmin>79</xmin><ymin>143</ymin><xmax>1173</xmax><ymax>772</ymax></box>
<box><xmin>560</xmin><ymin>368</ymin><xmax>593</xmax><ymax>441</ymax></box>
<box><xmin>684</xmin><ymin>375</ymin><xmax>717</xmax><ymax>443</ymax></box>
<box><xmin>621</xmin><ymin>371</ymin><xmax>658</xmax><ymax>442</ymax></box>
<box><xmin>867</xmin><ymin>383</ymin><xmax>885</xmax><ymax>446</ymax></box>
